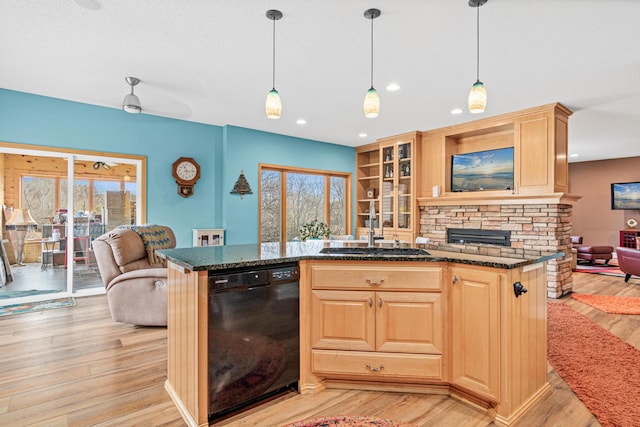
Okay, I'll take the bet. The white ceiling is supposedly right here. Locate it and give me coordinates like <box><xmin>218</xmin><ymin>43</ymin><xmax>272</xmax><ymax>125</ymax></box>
<box><xmin>2</xmin><ymin>0</ymin><xmax>640</xmax><ymax>163</ymax></box>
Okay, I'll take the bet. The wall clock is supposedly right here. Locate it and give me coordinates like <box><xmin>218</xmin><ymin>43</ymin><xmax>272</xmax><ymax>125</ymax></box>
<box><xmin>172</xmin><ymin>157</ymin><xmax>201</xmax><ymax>198</ymax></box>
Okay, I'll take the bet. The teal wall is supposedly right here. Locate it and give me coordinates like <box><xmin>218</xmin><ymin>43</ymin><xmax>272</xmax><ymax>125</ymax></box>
<box><xmin>0</xmin><ymin>89</ymin><xmax>355</xmax><ymax>247</ymax></box>
<box><xmin>223</xmin><ymin>126</ymin><xmax>356</xmax><ymax>244</ymax></box>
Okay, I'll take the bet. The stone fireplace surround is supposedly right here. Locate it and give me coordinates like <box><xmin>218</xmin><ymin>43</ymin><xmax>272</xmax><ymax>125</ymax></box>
<box><xmin>419</xmin><ymin>203</ymin><xmax>573</xmax><ymax>298</ymax></box>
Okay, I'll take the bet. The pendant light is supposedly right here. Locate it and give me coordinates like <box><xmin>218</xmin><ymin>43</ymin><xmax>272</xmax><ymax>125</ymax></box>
<box><xmin>363</xmin><ymin>8</ymin><xmax>381</xmax><ymax>118</ymax></box>
<box><xmin>265</xmin><ymin>9</ymin><xmax>283</xmax><ymax>119</ymax></box>
<box><xmin>468</xmin><ymin>0</ymin><xmax>488</xmax><ymax>114</ymax></box>
<box><xmin>122</xmin><ymin>76</ymin><xmax>142</xmax><ymax>114</ymax></box>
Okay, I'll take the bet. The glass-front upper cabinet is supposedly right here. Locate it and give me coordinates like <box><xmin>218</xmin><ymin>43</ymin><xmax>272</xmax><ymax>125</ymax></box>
<box><xmin>379</xmin><ymin>133</ymin><xmax>418</xmax><ymax>241</ymax></box>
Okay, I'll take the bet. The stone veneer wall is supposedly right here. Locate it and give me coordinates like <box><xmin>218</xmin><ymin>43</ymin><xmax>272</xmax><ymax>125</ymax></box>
<box><xmin>419</xmin><ymin>204</ymin><xmax>573</xmax><ymax>298</ymax></box>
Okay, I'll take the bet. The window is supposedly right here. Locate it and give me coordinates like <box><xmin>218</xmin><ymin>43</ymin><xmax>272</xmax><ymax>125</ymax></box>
<box><xmin>21</xmin><ymin>177</ymin><xmax>56</xmax><ymax>225</ymax></box>
<box><xmin>260</xmin><ymin>165</ymin><xmax>351</xmax><ymax>243</ymax></box>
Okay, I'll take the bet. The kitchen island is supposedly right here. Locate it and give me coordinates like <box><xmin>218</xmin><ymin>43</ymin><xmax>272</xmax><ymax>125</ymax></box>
<box><xmin>157</xmin><ymin>242</ymin><xmax>560</xmax><ymax>427</ymax></box>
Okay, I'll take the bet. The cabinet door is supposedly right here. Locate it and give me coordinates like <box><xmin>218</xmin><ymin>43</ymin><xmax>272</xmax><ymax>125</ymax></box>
<box><xmin>450</xmin><ymin>267</ymin><xmax>500</xmax><ymax>402</ymax></box>
<box><xmin>376</xmin><ymin>291</ymin><xmax>443</xmax><ymax>354</ymax></box>
<box><xmin>311</xmin><ymin>290</ymin><xmax>375</xmax><ymax>351</ymax></box>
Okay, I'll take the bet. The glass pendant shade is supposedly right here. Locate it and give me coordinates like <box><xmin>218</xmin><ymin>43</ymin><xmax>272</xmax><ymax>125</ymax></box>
<box><xmin>122</xmin><ymin>93</ymin><xmax>142</xmax><ymax>114</ymax></box>
<box><xmin>266</xmin><ymin>88</ymin><xmax>282</xmax><ymax>119</ymax></box>
<box><xmin>468</xmin><ymin>81</ymin><xmax>487</xmax><ymax>114</ymax></box>
<box><xmin>364</xmin><ymin>87</ymin><xmax>380</xmax><ymax>118</ymax></box>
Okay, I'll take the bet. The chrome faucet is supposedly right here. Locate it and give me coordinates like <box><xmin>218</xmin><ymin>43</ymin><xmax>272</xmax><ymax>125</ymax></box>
<box><xmin>368</xmin><ymin>199</ymin><xmax>376</xmax><ymax>247</ymax></box>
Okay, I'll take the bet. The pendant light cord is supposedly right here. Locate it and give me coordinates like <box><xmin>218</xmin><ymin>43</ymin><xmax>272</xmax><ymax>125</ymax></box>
<box><xmin>370</xmin><ymin>15</ymin><xmax>374</xmax><ymax>88</ymax></box>
<box><xmin>272</xmin><ymin>16</ymin><xmax>276</xmax><ymax>90</ymax></box>
<box><xmin>475</xmin><ymin>4</ymin><xmax>480</xmax><ymax>82</ymax></box>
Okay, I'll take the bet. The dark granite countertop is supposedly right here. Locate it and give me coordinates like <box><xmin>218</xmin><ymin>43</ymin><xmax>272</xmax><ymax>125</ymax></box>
<box><xmin>156</xmin><ymin>241</ymin><xmax>563</xmax><ymax>272</ymax></box>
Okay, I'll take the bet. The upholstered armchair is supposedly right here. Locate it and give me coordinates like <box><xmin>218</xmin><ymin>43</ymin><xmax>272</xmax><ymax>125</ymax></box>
<box><xmin>615</xmin><ymin>247</ymin><xmax>640</xmax><ymax>283</ymax></box>
<box><xmin>93</xmin><ymin>225</ymin><xmax>176</xmax><ymax>326</ymax></box>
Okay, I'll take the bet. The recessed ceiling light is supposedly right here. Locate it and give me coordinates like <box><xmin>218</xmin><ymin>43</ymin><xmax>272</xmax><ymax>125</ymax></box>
<box><xmin>386</xmin><ymin>83</ymin><xmax>400</xmax><ymax>92</ymax></box>
<box><xmin>359</xmin><ymin>133</ymin><xmax>368</xmax><ymax>138</ymax></box>
<box><xmin>451</xmin><ymin>108</ymin><xmax>463</xmax><ymax>115</ymax></box>
<box><xmin>296</xmin><ymin>118</ymin><xmax>306</xmax><ymax>125</ymax></box>
<box><xmin>570</xmin><ymin>153</ymin><xmax>579</xmax><ymax>158</ymax></box>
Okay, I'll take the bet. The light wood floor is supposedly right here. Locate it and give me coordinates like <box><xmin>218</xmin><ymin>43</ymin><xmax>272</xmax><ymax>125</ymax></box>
<box><xmin>1</xmin><ymin>272</ymin><xmax>638</xmax><ymax>427</ymax></box>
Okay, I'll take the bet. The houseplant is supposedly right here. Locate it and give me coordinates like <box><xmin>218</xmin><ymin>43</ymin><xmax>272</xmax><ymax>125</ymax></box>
<box><xmin>299</xmin><ymin>219</ymin><xmax>331</xmax><ymax>241</ymax></box>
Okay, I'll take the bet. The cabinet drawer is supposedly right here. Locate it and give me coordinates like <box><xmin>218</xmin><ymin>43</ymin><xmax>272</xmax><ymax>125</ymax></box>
<box><xmin>311</xmin><ymin>263</ymin><xmax>442</xmax><ymax>291</ymax></box>
<box><xmin>312</xmin><ymin>349</ymin><xmax>442</xmax><ymax>381</ymax></box>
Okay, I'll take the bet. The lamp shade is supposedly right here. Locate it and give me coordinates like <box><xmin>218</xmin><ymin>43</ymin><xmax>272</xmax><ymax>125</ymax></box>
<box><xmin>363</xmin><ymin>87</ymin><xmax>380</xmax><ymax>118</ymax></box>
<box><xmin>5</xmin><ymin>208</ymin><xmax>37</xmax><ymax>229</ymax></box>
<box><xmin>266</xmin><ymin>89</ymin><xmax>282</xmax><ymax>119</ymax></box>
<box><xmin>468</xmin><ymin>81</ymin><xmax>487</xmax><ymax>114</ymax></box>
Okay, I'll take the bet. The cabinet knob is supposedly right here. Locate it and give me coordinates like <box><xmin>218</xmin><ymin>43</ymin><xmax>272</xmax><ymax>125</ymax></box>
<box><xmin>366</xmin><ymin>278</ymin><xmax>384</xmax><ymax>287</ymax></box>
<box><xmin>378</xmin><ymin>297</ymin><xmax>383</xmax><ymax>308</ymax></box>
<box><xmin>366</xmin><ymin>363</ymin><xmax>384</xmax><ymax>372</ymax></box>
<box><xmin>452</xmin><ymin>274</ymin><xmax>458</xmax><ymax>284</ymax></box>
<box><xmin>368</xmin><ymin>298</ymin><xmax>373</xmax><ymax>308</ymax></box>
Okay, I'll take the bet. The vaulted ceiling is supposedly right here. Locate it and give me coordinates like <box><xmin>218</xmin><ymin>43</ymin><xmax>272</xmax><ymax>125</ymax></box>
<box><xmin>1</xmin><ymin>0</ymin><xmax>639</xmax><ymax>163</ymax></box>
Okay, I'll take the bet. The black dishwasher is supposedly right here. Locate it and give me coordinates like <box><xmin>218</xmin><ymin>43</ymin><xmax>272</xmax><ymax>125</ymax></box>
<box><xmin>208</xmin><ymin>263</ymin><xmax>299</xmax><ymax>420</ymax></box>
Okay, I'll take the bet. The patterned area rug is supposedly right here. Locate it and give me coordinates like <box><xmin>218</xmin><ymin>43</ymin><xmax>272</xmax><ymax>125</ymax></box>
<box><xmin>0</xmin><ymin>297</ymin><xmax>76</xmax><ymax>317</ymax></box>
<box><xmin>571</xmin><ymin>293</ymin><xmax>640</xmax><ymax>314</ymax></box>
<box><xmin>575</xmin><ymin>261</ymin><xmax>625</xmax><ymax>277</ymax></box>
<box><xmin>547</xmin><ymin>302</ymin><xmax>640</xmax><ymax>427</ymax></box>
<box><xmin>284</xmin><ymin>416</ymin><xmax>416</xmax><ymax>427</ymax></box>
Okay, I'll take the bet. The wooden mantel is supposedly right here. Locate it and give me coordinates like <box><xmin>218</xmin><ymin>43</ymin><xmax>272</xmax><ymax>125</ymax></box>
<box><xmin>417</xmin><ymin>192</ymin><xmax>582</xmax><ymax>207</ymax></box>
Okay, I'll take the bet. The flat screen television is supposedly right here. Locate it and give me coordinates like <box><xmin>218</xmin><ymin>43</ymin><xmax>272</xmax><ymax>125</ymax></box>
<box><xmin>451</xmin><ymin>147</ymin><xmax>514</xmax><ymax>192</ymax></box>
<box><xmin>611</xmin><ymin>182</ymin><xmax>640</xmax><ymax>210</ymax></box>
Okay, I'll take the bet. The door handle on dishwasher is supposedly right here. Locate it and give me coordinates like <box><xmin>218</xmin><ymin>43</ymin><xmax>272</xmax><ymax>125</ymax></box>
<box><xmin>214</xmin><ymin>279</ymin><xmax>229</xmax><ymax>284</ymax></box>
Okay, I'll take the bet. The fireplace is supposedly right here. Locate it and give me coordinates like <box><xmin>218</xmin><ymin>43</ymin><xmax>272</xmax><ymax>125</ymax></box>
<box><xmin>447</xmin><ymin>228</ymin><xmax>511</xmax><ymax>246</ymax></box>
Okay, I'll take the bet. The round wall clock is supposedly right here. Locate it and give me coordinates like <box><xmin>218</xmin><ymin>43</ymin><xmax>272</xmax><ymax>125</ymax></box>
<box><xmin>172</xmin><ymin>157</ymin><xmax>201</xmax><ymax>198</ymax></box>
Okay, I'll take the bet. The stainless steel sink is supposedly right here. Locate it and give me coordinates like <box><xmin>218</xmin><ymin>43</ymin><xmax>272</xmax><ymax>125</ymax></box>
<box><xmin>319</xmin><ymin>247</ymin><xmax>430</xmax><ymax>256</ymax></box>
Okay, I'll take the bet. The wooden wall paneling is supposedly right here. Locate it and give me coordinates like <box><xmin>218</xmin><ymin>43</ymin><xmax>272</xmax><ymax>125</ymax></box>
<box><xmin>554</xmin><ymin>115</ymin><xmax>569</xmax><ymax>191</ymax></box>
<box><xmin>165</xmin><ymin>264</ymin><xmax>209</xmax><ymax>427</ymax></box>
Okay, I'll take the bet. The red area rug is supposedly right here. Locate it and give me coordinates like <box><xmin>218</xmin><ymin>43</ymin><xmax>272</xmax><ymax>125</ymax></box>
<box><xmin>571</xmin><ymin>293</ymin><xmax>640</xmax><ymax>314</ymax></box>
<box><xmin>547</xmin><ymin>302</ymin><xmax>640</xmax><ymax>427</ymax></box>
<box><xmin>284</xmin><ymin>415</ymin><xmax>416</xmax><ymax>427</ymax></box>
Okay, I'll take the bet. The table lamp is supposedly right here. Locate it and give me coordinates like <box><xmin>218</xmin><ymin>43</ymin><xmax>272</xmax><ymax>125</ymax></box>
<box><xmin>5</xmin><ymin>208</ymin><xmax>38</xmax><ymax>266</ymax></box>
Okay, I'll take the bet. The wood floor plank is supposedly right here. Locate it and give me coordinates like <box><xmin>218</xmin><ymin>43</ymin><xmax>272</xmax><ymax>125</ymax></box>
<box><xmin>1</xmin><ymin>272</ymin><xmax>634</xmax><ymax>426</ymax></box>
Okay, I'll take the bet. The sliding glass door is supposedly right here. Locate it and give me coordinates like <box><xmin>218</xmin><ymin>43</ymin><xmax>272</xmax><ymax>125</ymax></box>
<box><xmin>1</xmin><ymin>143</ymin><xmax>144</xmax><ymax>305</ymax></box>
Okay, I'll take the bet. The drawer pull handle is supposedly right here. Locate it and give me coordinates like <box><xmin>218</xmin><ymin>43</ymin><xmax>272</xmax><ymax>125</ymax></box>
<box><xmin>368</xmin><ymin>298</ymin><xmax>373</xmax><ymax>308</ymax></box>
<box><xmin>366</xmin><ymin>363</ymin><xmax>384</xmax><ymax>372</ymax></box>
<box><xmin>366</xmin><ymin>278</ymin><xmax>384</xmax><ymax>286</ymax></box>
<box><xmin>378</xmin><ymin>297</ymin><xmax>383</xmax><ymax>308</ymax></box>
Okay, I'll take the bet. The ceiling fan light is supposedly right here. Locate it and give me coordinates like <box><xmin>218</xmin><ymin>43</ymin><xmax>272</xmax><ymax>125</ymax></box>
<box><xmin>468</xmin><ymin>81</ymin><xmax>487</xmax><ymax>114</ymax></box>
<box><xmin>266</xmin><ymin>89</ymin><xmax>282</xmax><ymax>119</ymax></box>
<box><xmin>364</xmin><ymin>87</ymin><xmax>380</xmax><ymax>118</ymax></box>
<box><xmin>122</xmin><ymin>93</ymin><xmax>141</xmax><ymax>114</ymax></box>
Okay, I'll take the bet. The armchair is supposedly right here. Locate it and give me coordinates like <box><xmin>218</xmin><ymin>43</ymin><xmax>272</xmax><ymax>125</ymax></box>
<box><xmin>93</xmin><ymin>225</ymin><xmax>176</xmax><ymax>326</ymax></box>
<box><xmin>615</xmin><ymin>247</ymin><xmax>640</xmax><ymax>283</ymax></box>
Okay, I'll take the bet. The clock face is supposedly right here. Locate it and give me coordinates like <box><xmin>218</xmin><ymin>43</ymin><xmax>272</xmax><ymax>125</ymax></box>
<box><xmin>176</xmin><ymin>161</ymin><xmax>198</xmax><ymax>181</ymax></box>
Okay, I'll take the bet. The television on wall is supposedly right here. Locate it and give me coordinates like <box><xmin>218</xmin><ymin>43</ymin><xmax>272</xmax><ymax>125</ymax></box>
<box><xmin>451</xmin><ymin>147</ymin><xmax>514</xmax><ymax>192</ymax></box>
<box><xmin>611</xmin><ymin>182</ymin><xmax>640</xmax><ymax>210</ymax></box>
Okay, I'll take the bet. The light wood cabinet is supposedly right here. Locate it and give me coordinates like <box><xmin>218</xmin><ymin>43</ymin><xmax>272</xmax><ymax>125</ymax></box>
<box><xmin>450</xmin><ymin>266</ymin><xmax>500</xmax><ymax>402</ymax></box>
<box><xmin>418</xmin><ymin>103</ymin><xmax>572</xmax><ymax>201</ymax></box>
<box><xmin>299</xmin><ymin>258</ymin><xmax>550</xmax><ymax>427</ymax></box>
<box><xmin>307</xmin><ymin>261</ymin><xmax>445</xmax><ymax>382</ymax></box>
<box><xmin>355</xmin><ymin>132</ymin><xmax>420</xmax><ymax>242</ymax></box>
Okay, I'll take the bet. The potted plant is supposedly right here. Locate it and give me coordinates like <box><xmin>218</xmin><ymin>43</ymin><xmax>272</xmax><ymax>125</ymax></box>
<box><xmin>299</xmin><ymin>219</ymin><xmax>331</xmax><ymax>241</ymax></box>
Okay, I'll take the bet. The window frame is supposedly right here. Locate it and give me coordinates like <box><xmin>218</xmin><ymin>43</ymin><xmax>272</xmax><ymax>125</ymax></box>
<box><xmin>258</xmin><ymin>163</ymin><xmax>352</xmax><ymax>243</ymax></box>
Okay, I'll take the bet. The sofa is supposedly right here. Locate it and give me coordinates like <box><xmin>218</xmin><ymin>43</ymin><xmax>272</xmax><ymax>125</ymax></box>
<box><xmin>615</xmin><ymin>247</ymin><xmax>640</xmax><ymax>283</ymax></box>
<box><xmin>93</xmin><ymin>225</ymin><xmax>176</xmax><ymax>326</ymax></box>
